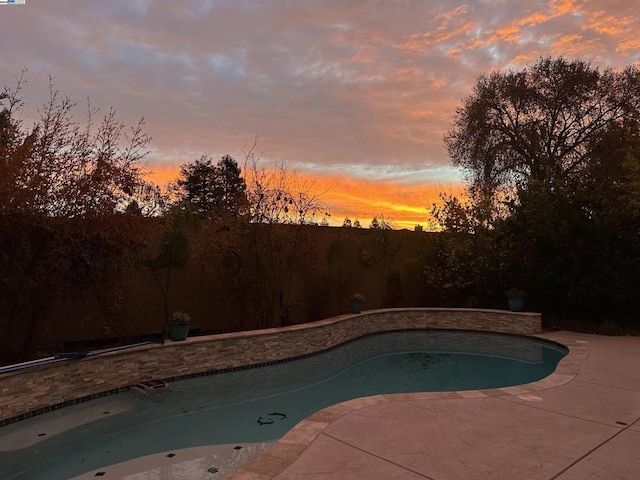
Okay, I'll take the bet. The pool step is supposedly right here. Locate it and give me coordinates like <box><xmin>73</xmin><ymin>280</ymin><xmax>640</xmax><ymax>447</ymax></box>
<box><xmin>130</xmin><ymin>379</ymin><xmax>171</xmax><ymax>396</ymax></box>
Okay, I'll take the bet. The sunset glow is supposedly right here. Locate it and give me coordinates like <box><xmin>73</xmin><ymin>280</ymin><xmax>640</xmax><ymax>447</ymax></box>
<box><xmin>144</xmin><ymin>165</ymin><xmax>461</xmax><ymax>230</ymax></box>
<box><xmin>2</xmin><ymin>1</ymin><xmax>639</xmax><ymax>227</ymax></box>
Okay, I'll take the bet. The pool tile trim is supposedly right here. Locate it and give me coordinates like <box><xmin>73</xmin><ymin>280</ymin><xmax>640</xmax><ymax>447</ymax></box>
<box><xmin>227</xmin><ymin>334</ymin><xmax>584</xmax><ymax>480</ymax></box>
<box><xmin>0</xmin><ymin>387</ymin><xmax>131</xmax><ymax>427</ymax></box>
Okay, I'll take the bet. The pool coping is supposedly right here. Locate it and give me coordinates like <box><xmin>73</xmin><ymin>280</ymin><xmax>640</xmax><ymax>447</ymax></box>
<box><xmin>227</xmin><ymin>332</ymin><xmax>585</xmax><ymax>479</ymax></box>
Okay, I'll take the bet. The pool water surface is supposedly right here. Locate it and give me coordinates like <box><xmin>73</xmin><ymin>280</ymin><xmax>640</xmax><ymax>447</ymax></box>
<box><xmin>0</xmin><ymin>330</ymin><xmax>567</xmax><ymax>479</ymax></box>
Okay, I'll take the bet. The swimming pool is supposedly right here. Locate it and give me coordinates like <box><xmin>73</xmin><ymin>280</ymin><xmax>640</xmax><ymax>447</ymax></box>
<box><xmin>0</xmin><ymin>330</ymin><xmax>566</xmax><ymax>479</ymax></box>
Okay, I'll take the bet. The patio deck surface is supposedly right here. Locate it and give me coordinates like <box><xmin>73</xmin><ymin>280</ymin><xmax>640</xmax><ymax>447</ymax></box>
<box><xmin>230</xmin><ymin>331</ymin><xmax>640</xmax><ymax>480</ymax></box>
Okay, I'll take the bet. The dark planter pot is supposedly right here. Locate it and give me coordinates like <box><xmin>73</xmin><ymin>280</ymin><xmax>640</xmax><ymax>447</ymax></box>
<box><xmin>169</xmin><ymin>323</ymin><xmax>190</xmax><ymax>341</ymax></box>
<box><xmin>507</xmin><ymin>297</ymin><xmax>524</xmax><ymax>312</ymax></box>
<box><xmin>350</xmin><ymin>299</ymin><xmax>364</xmax><ymax>314</ymax></box>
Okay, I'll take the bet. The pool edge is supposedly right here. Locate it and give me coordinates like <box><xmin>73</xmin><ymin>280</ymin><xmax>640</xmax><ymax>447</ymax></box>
<box><xmin>0</xmin><ymin>308</ymin><xmax>541</xmax><ymax>425</ymax></box>
<box><xmin>227</xmin><ymin>331</ymin><xmax>584</xmax><ymax>480</ymax></box>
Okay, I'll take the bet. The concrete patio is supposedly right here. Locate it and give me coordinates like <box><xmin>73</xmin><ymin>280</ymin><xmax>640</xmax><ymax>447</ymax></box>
<box><xmin>230</xmin><ymin>331</ymin><xmax>640</xmax><ymax>480</ymax></box>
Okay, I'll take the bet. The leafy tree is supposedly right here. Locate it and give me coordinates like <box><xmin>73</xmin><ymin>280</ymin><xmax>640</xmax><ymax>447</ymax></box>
<box><xmin>444</xmin><ymin>57</ymin><xmax>640</xmax><ymax>217</ymax></box>
<box><xmin>436</xmin><ymin>57</ymin><xmax>640</xmax><ymax>321</ymax></box>
<box><xmin>429</xmin><ymin>193</ymin><xmax>477</xmax><ymax>233</ymax></box>
<box><xmin>353</xmin><ymin>219</ymin><xmax>361</xmax><ymax>228</ymax></box>
<box><xmin>174</xmin><ymin>156</ymin><xmax>217</xmax><ymax>214</ymax></box>
<box><xmin>175</xmin><ymin>154</ymin><xmax>248</xmax><ymax>219</ymax></box>
<box><xmin>217</xmin><ymin>154</ymin><xmax>249</xmax><ymax>216</ymax></box>
<box><xmin>342</xmin><ymin>217</ymin><xmax>352</xmax><ymax>227</ymax></box>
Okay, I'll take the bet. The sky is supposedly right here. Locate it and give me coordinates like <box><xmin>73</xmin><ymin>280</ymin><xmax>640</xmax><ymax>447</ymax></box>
<box><xmin>1</xmin><ymin>1</ymin><xmax>639</xmax><ymax>228</ymax></box>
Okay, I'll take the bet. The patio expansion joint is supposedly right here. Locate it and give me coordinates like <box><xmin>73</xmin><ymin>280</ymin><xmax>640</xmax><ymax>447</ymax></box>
<box><xmin>547</xmin><ymin>423</ymin><xmax>636</xmax><ymax>480</ymax></box>
<box><xmin>569</xmin><ymin>378</ymin><xmax>640</xmax><ymax>394</ymax></box>
<box><xmin>319</xmin><ymin>430</ymin><xmax>438</xmax><ymax>480</ymax></box>
<box><xmin>493</xmin><ymin>394</ymin><xmax>637</xmax><ymax>430</ymax></box>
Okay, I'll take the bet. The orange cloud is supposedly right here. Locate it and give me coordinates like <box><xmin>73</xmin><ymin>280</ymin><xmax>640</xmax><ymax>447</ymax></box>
<box><xmin>617</xmin><ymin>37</ymin><xmax>640</xmax><ymax>55</ymax></box>
<box><xmin>144</xmin><ymin>164</ymin><xmax>179</xmax><ymax>188</ymax></box>
<box><xmin>492</xmin><ymin>11</ymin><xmax>550</xmax><ymax>44</ymax></box>
<box><xmin>395</xmin><ymin>20</ymin><xmax>475</xmax><ymax>54</ymax></box>
<box><xmin>392</xmin><ymin>6</ymin><xmax>473</xmax><ymax>54</ymax></box>
<box><xmin>551</xmin><ymin>0</ymin><xmax>579</xmax><ymax>16</ymax></box>
<box><xmin>586</xmin><ymin>13</ymin><xmax>633</xmax><ymax>37</ymax></box>
<box><xmin>551</xmin><ymin>34</ymin><xmax>605</xmax><ymax>57</ymax></box>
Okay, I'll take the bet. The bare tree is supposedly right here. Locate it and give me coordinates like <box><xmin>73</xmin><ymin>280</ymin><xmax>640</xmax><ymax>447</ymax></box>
<box><xmin>1</xmin><ymin>73</ymin><xmax>155</xmax><ymax>217</ymax></box>
<box><xmin>233</xmin><ymin>137</ymin><xmax>330</xmax><ymax>328</ymax></box>
<box><xmin>369</xmin><ymin>213</ymin><xmax>393</xmax><ymax>230</ymax></box>
<box><xmin>242</xmin><ymin>137</ymin><xmax>329</xmax><ymax>224</ymax></box>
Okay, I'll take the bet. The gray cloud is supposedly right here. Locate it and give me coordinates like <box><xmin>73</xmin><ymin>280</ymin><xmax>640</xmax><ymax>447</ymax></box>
<box><xmin>1</xmin><ymin>0</ymin><xmax>638</xmax><ymax>185</ymax></box>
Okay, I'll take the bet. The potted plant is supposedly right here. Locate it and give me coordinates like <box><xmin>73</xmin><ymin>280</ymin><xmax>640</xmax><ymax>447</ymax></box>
<box><xmin>169</xmin><ymin>311</ymin><xmax>191</xmax><ymax>341</ymax></box>
<box><xmin>350</xmin><ymin>293</ymin><xmax>365</xmax><ymax>314</ymax></box>
<box><xmin>505</xmin><ymin>288</ymin><xmax>526</xmax><ymax>312</ymax></box>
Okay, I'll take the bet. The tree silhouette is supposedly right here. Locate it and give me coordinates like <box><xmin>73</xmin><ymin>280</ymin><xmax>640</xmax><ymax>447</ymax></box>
<box><xmin>175</xmin><ymin>154</ymin><xmax>248</xmax><ymax>220</ymax></box>
<box><xmin>1</xmin><ymin>74</ymin><xmax>153</xmax><ymax>217</ymax></box>
<box><xmin>444</xmin><ymin>57</ymin><xmax>640</xmax><ymax>222</ymax></box>
<box><xmin>433</xmin><ymin>57</ymin><xmax>640</xmax><ymax>321</ymax></box>
<box><xmin>242</xmin><ymin>140</ymin><xmax>329</xmax><ymax>224</ymax></box>
<box><xmin>369</xmin><ymin>214</ymin><xmax>392</xmax><ymax>230</ymax></box>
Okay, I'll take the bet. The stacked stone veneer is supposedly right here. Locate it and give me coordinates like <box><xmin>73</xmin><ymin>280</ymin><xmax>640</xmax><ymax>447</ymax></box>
<box><xmin>0</xmin><ymin>308</ymin><xmax>540</xmax><ymax>424</ymax></box>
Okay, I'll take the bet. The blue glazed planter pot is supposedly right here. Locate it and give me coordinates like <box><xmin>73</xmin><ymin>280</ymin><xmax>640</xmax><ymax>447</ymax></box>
<box><xmin>350</xmin><ymin>299</ymin><xmax>364</xmax><ymax>314</ymax></box>
<box><xmin>507</xmin><ymin>297</ymin><xmax>524</xmax><ymax>312</ymax></box>
<box><xmin>169</xmin><ymin>323</ymin><xmax>190</xmax><ymax>341</ymax></box>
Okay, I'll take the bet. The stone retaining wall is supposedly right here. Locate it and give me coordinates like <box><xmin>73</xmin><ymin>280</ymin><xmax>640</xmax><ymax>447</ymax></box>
<box><xmin>0</xmin><ymin>308</ymin><xmax>540</xmax><ymax>424</ymax></box>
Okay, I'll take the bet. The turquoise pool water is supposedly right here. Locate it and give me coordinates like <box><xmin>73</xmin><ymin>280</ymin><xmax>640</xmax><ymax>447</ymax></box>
<box><xmin>0</xmin><ymin>330</ymin><xmax>567</xmax><ymax>479</ymax></box>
